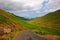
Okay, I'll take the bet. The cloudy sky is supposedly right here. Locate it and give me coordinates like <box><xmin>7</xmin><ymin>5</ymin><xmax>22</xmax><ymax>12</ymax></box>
<box><xmin>0</xmin><ymin>0</ymin><xmax>60</xmax><ymax>18</ymax></box>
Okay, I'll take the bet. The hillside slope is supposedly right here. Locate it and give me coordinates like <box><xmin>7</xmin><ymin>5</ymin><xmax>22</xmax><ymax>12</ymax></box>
<box><xmin>28</xmin><ymin>10</ymin><xmax>60</xmax><ymax>35</ymax></box>
<box><xmin>0</xmin><ymin>9</ymin><xmax>42</xmax><ymax>40</ymax></box>
<box><xmin>0</xmin><ymin>9</ymin><xmax>27</xmax><ymax>30</ymax></box>
<box><xmin>0</xmin><ymin>9</ymin><xmax>40</xmax><ymax>30</ymax></box>
<box><xmin>29</xmin><ymin>10</ymin><xmax>60</xmax><ymax>30</ymax></box>
<box><xmin>0</xmin><ymin>9</ymin><xmax>29</xmax><ymax>40</ymax></box>
<box><xmin>0</xmin><ymin>9</ymin><xmax>60</xmax><ymax>40</ymax></box>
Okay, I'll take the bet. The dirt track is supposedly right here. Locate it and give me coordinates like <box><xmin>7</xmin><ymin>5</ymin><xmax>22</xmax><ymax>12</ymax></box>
<box><xmin>13</xmin><ymin>30</ymin><xmax>49</xmax><ymax>40</ymax></box>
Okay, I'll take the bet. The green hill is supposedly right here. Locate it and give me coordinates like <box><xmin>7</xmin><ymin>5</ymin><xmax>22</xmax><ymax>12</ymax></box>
<box><xmin>0</xmin><ymin>9</ymin><xmax>27</xmax><ymax>40</ymax></box>
<box><xmin>28</xmin><ymin>10</ymin><xmax>60</xmax><ymax>36</ymax></box>
<box><xmin>0</xmin><ymin>9</ymin><xmax>39</xmax><ymax>30</ymax></box>
<box><xmin>0</xmin><ymin>9</ymin><xmax>40</xmax><ymax>40</ymax></box>
<box><xmin>0</xmin><ymin>9</ymin><xmax>60</xmax><ymax>40</ymax></box>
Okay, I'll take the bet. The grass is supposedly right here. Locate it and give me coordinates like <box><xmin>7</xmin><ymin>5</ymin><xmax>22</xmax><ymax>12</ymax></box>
<box><xmin>33</xmin><ymin>26</ymin><xmax>60</xmax><ymax>36</ymax></box>
<box><xmin>0</xmin><ymin>15</ymin><xmax>7</xmax><ymax>22</ymax></box>
<box><xmin>40</xmin><ymin>27</ymin><xmax>60</xmax><ymax>35</ymax></box>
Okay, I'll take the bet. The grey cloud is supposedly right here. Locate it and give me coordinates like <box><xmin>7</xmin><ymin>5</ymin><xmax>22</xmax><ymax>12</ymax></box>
<box><xmin>46</xmin><ymin>0</ymin><xmax>60</xmax><ymax>12</ymax></box>
<box><xmin>0</xmin><ymin>0</ymin><xmax>60</xmax><ymax>14</ymax></box>
<box><xmin>0</xmin><ymin>0</ymin><xmax>33</xmax><ymax>11</ymax></box>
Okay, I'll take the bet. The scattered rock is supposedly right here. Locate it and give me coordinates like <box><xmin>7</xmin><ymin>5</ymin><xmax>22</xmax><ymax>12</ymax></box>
<box><xmin>0</xmin><ymin>27</ymin><xmax>4</xmax><ymax>36</ymax></box>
